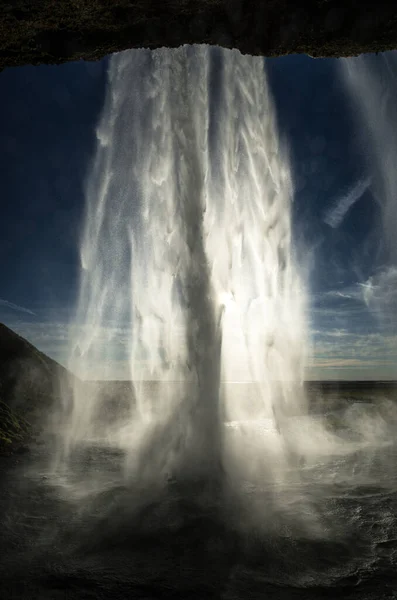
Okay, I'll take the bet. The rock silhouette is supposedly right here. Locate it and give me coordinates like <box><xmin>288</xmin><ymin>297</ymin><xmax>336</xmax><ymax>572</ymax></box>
<box><xmin>1</xmin><ymin>1</ymin><xmax>397</xmax><ymax>71</ymax></box>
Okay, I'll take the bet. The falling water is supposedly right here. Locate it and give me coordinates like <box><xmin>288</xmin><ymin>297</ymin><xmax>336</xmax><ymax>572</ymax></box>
<box><xmin>342</xmin><ymin>53</ymin><xmax>397</xmax><ymax>337</ymax></box>
<box><xmin>342</xmin><ymin>53</ymin><xmax>397</xmax><ymax>264</ymax></box>
<box><xmin>54</xmin><ymin>46</ymin><xmax>310</xmax><ymax>502</ymax></box>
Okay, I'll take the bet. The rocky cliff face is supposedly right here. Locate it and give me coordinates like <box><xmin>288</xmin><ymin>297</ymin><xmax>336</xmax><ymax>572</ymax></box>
<box><xmin>1</xmin><ymin>1</ymin><xmax>397</xmax><ymax>70</ymax></box>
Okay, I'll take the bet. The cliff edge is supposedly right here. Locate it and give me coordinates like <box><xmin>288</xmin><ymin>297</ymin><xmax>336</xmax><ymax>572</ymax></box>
<box><xmin>1</xmin><ymin>1</ymin><xmax>397</xmax><ymax>71</ymax></box>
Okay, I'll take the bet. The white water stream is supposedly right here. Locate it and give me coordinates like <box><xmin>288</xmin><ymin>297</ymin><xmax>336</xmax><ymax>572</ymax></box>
<box><xmin>53</xmin><ymin>46</ymin><xmax>314</xmax><ymax>501</ymax></box>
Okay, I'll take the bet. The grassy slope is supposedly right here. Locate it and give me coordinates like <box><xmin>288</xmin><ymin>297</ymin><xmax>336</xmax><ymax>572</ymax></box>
<box><xmin>0</xmin><ymin>399</ymin><xmax>30</xmax><ymax>454</ymax></box>
<box><xmin>0</xmin><ymin>323</ymin><xmax>73</xmax><ymax>454</ymax></box>
<box><xmin>0</xmin><ymin>0</ymin><xmax>397</xmax><ymax>71</ymax></box>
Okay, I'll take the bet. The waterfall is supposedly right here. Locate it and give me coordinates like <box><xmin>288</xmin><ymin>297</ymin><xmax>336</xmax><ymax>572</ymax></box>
<box><xmin>54</xmin><ymin>46</ymin><xmax>309</xmax><ymax>498</ymax></box>
<box><xmin>342</xmin><ymin>53</ymin><xmax>397</xmax><ymax>333</ymax></box>
<box><xmin>342</xmin><ymin>52</ymin><xmax>397</xmax><ymax>263</ymax></box>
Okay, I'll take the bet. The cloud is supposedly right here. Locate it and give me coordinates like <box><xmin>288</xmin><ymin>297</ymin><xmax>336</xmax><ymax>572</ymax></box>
<box><xmin>312</xmin><ymin>358</ymin><xmax>392</xmax><ymax>368</ymax></box>
<box><xmin>323</xmin><ymin>177</ymin><xmax>371</xmax><ymax>228</ymax></box>
<box><xmin>0</xmin><ymin>298</ymin><xmax>36</xmax><ymax>316</ymax></box>
<box><xmin>311</xmin><ymin>299</ymin><xmax>371</xmax><ymax>337</ymax></box>
<box><xmin>5</xmin><ymin>316</ymin><xmax>397</xmax><ymax>382</ymax></box>
<box><xmin>360</xmin><ymin>267</ymin><xmax>397</xmax><ymax>320</ymax></box>
<box><xmin>313</xmin><ymin>328</ymin><xmax>350</xmax><ymax>338</ymax></box>
<box><xmin>324</xmin><ymin>290</ymin><xmax>357</xmax><ymax>300</ymax></box>
<box><xmin>310</xmin><ymin>283</ymin><xmax>397</xmax><ymax>376</ymax></box>
<box><xmin>311</xmin><ymin>329</ymin><xmax>397</xmax><ymax>369</ymax></box>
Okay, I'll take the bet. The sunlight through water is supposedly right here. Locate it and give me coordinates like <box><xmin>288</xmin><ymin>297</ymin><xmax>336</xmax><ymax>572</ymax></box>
<box><xmin>53</xmin><ymin>45</ymin><xmax>318</xmax><ymax>508</ymax></box>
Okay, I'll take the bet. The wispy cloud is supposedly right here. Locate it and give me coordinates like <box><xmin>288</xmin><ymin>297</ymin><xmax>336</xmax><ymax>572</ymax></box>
<box><xmin>324</xmin><ymin>290</ymin><xmax>358</xmax><ymax>300</ymax></box>
<box><xmin>4</xmin><ymin>317</ymin><xmax>396</xmax><ymax>382</ymax></box>
<box><xmin>0</xmin><ymin>298</ymin><xmax>36</xmax><ymax>316</ymax></box>
<box><xmin>360</xmin><ymin>267</ymin><xmax>397</xmax><ymax>320</ymax></box>
<box><xmin>311</xmin><ymin>328</ymin><xmax>350</xmax><ymax>338</ymax></box>
<box><xmin>311</xmin><ymin>329</ymin><xmax>397</xmax><ymax>366</ymax></box>
<box><xmin>309</xmin><ymin>278</ymin><xmax>397</xmax><ymax>377</ymax></box>
<box><xmin>324</xmin><ymin>177</ymin><xmax>371</xmax><ymax>228</ymax></box>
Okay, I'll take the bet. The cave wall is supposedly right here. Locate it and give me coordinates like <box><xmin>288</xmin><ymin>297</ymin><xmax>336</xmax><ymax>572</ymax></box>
<box><xmin>1</xmin><ymin>1</ymin><xmax>397</xmax><ymax>70</ymax></box>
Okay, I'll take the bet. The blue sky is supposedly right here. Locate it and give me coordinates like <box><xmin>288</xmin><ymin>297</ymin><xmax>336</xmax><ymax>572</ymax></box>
<box><xmin>0</xmin><ymin>49</ymin><xmax>396</xmax><ymax>380</ymax></box>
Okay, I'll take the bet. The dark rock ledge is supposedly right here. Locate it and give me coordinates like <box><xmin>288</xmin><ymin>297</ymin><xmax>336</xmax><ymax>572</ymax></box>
<box><xmin>1</xmin><ymin>0</ymin><xmax>397</xmax><ymax>70</ymax></box>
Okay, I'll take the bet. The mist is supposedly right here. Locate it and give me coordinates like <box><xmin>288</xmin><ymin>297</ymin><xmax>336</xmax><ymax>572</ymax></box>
<box><xmin>2</xmin><ymin>46</ymin><xmax>397</xmax><ymax>600</ymax></box>
<box><xmin>40</xmin><ymin>48</ymin><xmax>397</xmax><ymax>543</ymax></box>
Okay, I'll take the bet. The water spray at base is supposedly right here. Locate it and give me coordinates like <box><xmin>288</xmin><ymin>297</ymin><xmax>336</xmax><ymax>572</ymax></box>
<box><xmin>51</xmin><ymin>46</ymin><xmax>310</xmax><ymax>497</ymax></box>
<box><xmin>52</xmin><ymin>47</ymin><xmax>397</xmax><ymax>534</ymax></box>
